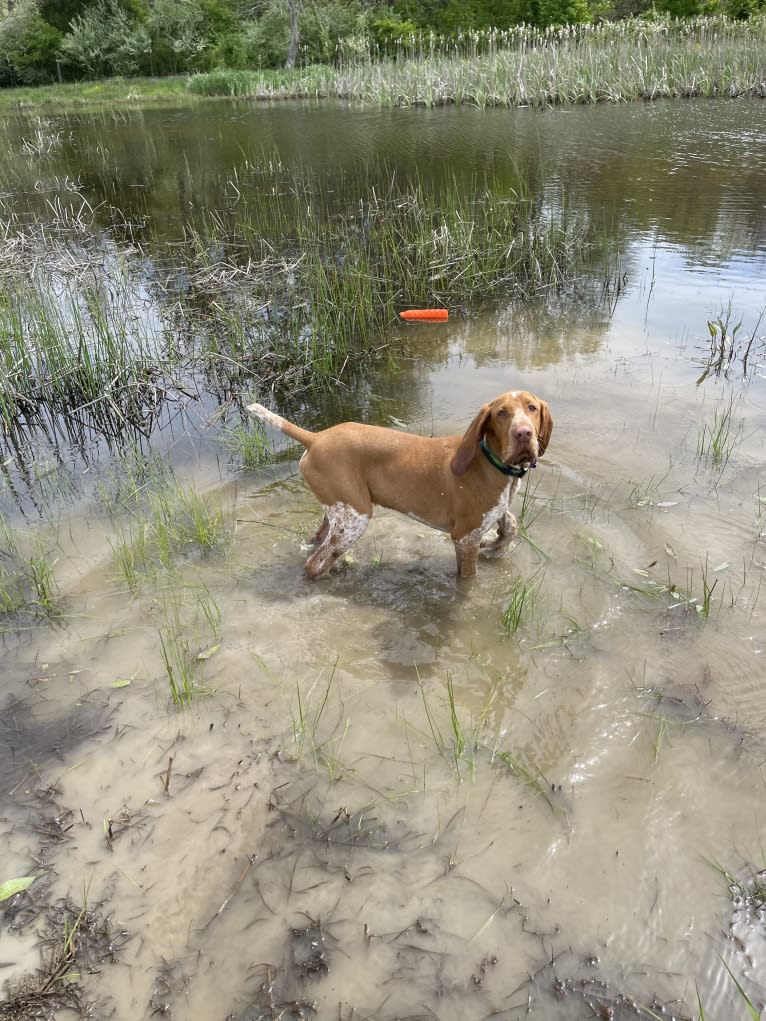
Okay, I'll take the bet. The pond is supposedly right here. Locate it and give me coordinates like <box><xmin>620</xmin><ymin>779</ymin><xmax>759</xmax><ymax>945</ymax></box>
<box><xmin>1</xmin><ymin>96</ymin><xmax>765</xmax><ymax>1020</ymax></box>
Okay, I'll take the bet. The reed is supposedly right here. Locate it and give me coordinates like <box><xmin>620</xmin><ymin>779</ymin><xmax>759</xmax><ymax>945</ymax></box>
<box><xmin>109</xmin><ymin>472</ymin><xmax>226</xmax><ymax>590</ymax></box>
<box><xmin>0</xmin><ymin>277</ymin><xmax>167</xmax><ymax>446</ymax></box>
<box><xmin>157</xmin><ymin>587</ymin><xmax>221</xmax><ymax>706</ymax></box>
<box><xmin>0</xmin><ymin>157</ymin><xmax>590</xmax><ymax>461</ymax></box>
<box><xmin>0</xmin><ymin>513</ymin><xmax>60</xmax><ymax>621</ymax></box>
<box><xmin>501</xmin><ymin>565</ymin><xmax>547</xmax><ymax>635</ymax></box>
<box><xmin>189</xmin><ymin>15</ymin><xmax>766</xmax><ymax>109</ymax></box>
<box><xmin>179</xmin><ymin>161</ymin><xmax>589</xmax><ymax>396</ymax></box>
<box><xmin>695</xmin><ymin>395</ymin><xmax>743</xmax><ymax>471</ymax></box>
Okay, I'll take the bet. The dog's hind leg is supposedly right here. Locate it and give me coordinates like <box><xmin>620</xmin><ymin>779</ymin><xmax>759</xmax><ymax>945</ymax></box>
<box><xmin>304</xmin><ymin>502</ymin><xmax>371</xmax><ymax>579</ymax></box>
<box><xmin>310</xmin><ymin>514</ymin><xmax>330</xmax><ymax>546</ymax></box>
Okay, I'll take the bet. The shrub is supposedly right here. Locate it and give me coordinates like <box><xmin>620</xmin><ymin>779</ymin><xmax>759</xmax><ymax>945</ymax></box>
<box><xmin>0</xmin><ymin>0</ymin><xmax>63</xmax><ymax>85</ymax></box>
<box><xmin>144</xmin><ymin>0</ymin><xmax>210</xmax><ymax>73</ymax></box>
<box><xmin>59</xmin><ymin>0</ymin><xmax>150</xmax><ymax>77</ymax></box>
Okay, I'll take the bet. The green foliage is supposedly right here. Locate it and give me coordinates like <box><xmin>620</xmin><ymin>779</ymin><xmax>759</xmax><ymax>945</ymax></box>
<box><xmin>59</xmin><ymin>0</ymin><xmax>150</xmax><ymax>77</ymax></box>
<box><xmin>145</xmin><ymin>0</ymin><xmax>210</xmax><ymax>74</ymax></box>
<box><xmin>239</xmin><ymin>0</ymin><xmax>290</xmax><ymax>68</ymax></box>
<box><xmin>368</xmin><ymin>14</ymin><xmax>418</xmax><ymax>49</ymax></box>
<box><xmin>2</xmin><ymin>0</ymin><xmax>766</xmax><ymax>87</ymax></box>
<box><xmin>236</xmin><ymin>0</ymin><xmax>364</xmax><ymax>69</ymax></box>
<box><xmin>0</xmin><ymin>0</ymin><xmax>63</xmax><ymax>85</ymax></box>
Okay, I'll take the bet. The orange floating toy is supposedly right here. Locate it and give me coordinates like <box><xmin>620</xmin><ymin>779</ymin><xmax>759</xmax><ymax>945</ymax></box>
<box><xmin>399</xmin><ymin>309</ymin><xmax>449</xmax><ymax>322</ymax></box>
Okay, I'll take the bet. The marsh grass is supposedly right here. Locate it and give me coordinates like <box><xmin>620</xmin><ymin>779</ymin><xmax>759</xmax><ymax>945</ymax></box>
<box><xmin>0</xmin><ymin>155</ymin><xmax>591</xmax><ymax>484</ymax></box>
<box><xmin>0</xmin><ymin>894</ymin><xmax>121</xmax><ymax>1018</ymax></box>
<box><xmin>286</xmin><ymin>661</ymin><xmax>349</xmax><ymax>776</ymax></box>
<box><xmin>158</xmin><ymin>586</ymin><xmax>221</xmax><ymax>706</ymax></box>
<box><xmin>716</xmin><ymin>959</ymin><xmax>763</xmax><ymax>1021</ymax></box>
<box><xmin>492</xmin><ymin>749</ymin><xmax>558</xmax><ymax>811</ymax></box>
<box><xmin>189</xmin><ymin>15</ymin><xmax>766</xmax><ymax>108</ymax></box>
<box><xmin>219</xmin><ymin>421</ymin><xmax>273</xmax><ymax>471</ymax></box>
<box><xmin>0</xmin><ymin>514</ymin><xmax>60</xmax><ymax>622</ymax></box>
<box><xmin>695</xmin><ymin>395</ymin><xmax>743</xmax><ymax>472</ymax></box>
<box><xmin>415</xmin><ymin>670</ymin><xmax>557</xmax><ymax>806</ymax></box>
<box><xmin>108</xmin><ymin>468</ymin><xmax>226</xmax><ymax>591</ymax></box>
<box><xmin>172</xmin><ymin>161</ymin><xmax>590</xmax><ymax>395</ymax></box>
<box><xmin>705</xmin><ymin>856</ymin><xmax>766</xmax><ymax>915</ymax></box>
<box><xmin>418</xmin><ymin>670</ymin><xmax>478</xmax><ymax>779</ymax></box>
<box><xmin>97</xmin><ymin>443</ymin><xmax>173</xmax><ymax>515</ymax></box>
<box><xmin>0</xmin><ymin>275</ymin><xmax>169</xmax><ymax>449</ymax></box>
<box><xmin>501</xmin><ymin>564</ymin><xmax>547</xmax><ymax>636</ymax></box>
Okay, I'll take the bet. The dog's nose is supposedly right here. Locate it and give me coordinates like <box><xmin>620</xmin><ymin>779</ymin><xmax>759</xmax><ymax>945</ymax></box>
<box><xmin>513</xmin><ymin>423</ymin><xmax>533</xmax><ymax>442</ymax></box>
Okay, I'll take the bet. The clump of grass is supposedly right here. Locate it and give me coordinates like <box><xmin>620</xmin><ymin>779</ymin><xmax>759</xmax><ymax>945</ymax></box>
<box><xmin>0</xmin><ymin>514</ymin><xmax>60</xmax><ymax>623</ymax></box>
<box><xmin>97</xmin><ymin>443</ymin><xmax>173</xmax><ymax>516</ymax></box>
<box><xmin>219</xmin><ymin>421</ymin><xmax>273</xmax><ymax>470</ymax></box>
<box><xmin>0</xmin><ymin>278</ymin><xmax>171</xmax><ymax>449</ymax></box>
<box><xmin>414</xmin><ymin>669</ymin><xmax>560</xmax><ymax>806</ymax></box>
<box><xmin>285</xmin><ymin>660</ymin><xmax>349</xmax><ymax>777</ymax></box>
<box><xmin>0</xmin><ymin>892</ymin><xmax>129</xmax><ymax>1018</ymax></box>
<box><xmin>109</xmin><ymin>473</ymin><xmax>226</xmax><ymax>591</ymax></box>
<box><xmin>157</xmin><ymin>587</ymin><xmax>222</xmax><ymax>706</ymax></box>
<box><xmin>695</xmin><ymin>395</ymin><xmax>743</xmax><ymax>471</ymax></box>
<box><xmin>501</xmin><ymin>565</ymin><xmax>547</xmax><ymax>636</ymax></box>
<box><xmin>492</xmin><ymin>749</ymin><xmax>558</xmax><ymax>812</ymax></box>
<box><xmin>418</xmin><ymin>670</ymin><xmax>478</xmax><ymax>780</ymax></box>
<box><xmin>172</xmin><ymin>161</ymin><xmax>591</xmax><ymax>401</ymax></box>
<box><xmin>705</xmin><ymin>856</ymin><xmax>766</xmax><ymax>915</ymax></box>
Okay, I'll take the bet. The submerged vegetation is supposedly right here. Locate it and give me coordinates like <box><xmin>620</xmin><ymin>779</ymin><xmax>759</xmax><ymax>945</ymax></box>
<box><xmin>0</xmin><ymin>154</ymin><xmax>593</xmax><ymax>498</ymax></box>
<box><xmin>0</xmin><ymin>511</ymin><xmax>60</xmax><ymax>623</ymax></box>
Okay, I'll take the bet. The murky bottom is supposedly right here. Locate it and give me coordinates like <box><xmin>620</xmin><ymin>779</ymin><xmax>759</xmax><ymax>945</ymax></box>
<box><xmin>3</xmin><ymin>286</ymin><xmax>765</xmax><ymax>1020</ymax></box>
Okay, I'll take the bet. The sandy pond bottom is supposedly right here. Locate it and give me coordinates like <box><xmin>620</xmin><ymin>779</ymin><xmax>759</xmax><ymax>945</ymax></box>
<box><xmin>2</xmin><ymin>334</ymin><xmax>766</xmax><ymax>1020</ymax></box>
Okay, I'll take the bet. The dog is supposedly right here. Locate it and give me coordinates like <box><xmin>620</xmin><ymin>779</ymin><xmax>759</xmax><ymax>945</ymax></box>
<box><xmin>247</xmin><ymin>390</ymin><xmax>552</xmax><ymax>579</ymax></box>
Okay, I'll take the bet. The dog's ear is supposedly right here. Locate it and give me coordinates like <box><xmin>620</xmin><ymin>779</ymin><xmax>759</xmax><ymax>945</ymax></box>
<box><xmin>450</xmin><ymin>405</ymin><xmax>491</xmax><ymax>476</ymax></box>
<box><xmin>537</xmin><ymin>400</ymin><xmax>553</xmax><ymax>458</ymax></box>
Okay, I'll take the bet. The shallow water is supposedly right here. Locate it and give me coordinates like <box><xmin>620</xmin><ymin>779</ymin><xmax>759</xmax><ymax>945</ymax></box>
<box><xmin>2</xmin><ymin>98</ymin><xmax>766</xmax><ymax>1019</ymax></box>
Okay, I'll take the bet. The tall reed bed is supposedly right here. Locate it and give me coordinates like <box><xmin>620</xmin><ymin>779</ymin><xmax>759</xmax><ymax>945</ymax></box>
<box><xmin>0</xmin><ymin>279</ymin><xmax>166</xmax><ymax>447</ymax></box>
<box><xmin>0</xmin><ymin>156</ymin><xmax>590</xmax><ymax>476</ymax></box>
<box><xmin>156</xmin><ymin>159</ymin><xmax>589</xmax><ymax>394</ymax></box>
<box><xmin>189</xmin><ymin>15</ymin><xmax>766</xmax><ymax>107</ymax></box>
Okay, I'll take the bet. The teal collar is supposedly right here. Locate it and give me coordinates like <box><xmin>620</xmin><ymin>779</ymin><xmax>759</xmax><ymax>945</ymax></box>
<box><xmin>480</xmin><ymin>439</ymin><xmax>534</xmax><ymax>478</ymax></box>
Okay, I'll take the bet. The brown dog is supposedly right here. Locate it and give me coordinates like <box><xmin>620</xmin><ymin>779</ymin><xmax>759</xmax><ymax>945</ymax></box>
<box><xmin>248</xmin><ymin>390</ymin><xmax>552</xmax><ymax>579</ymax></box>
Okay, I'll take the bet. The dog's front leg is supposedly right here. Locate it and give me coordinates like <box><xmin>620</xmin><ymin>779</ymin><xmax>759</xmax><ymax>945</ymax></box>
<box><xmin>453</xmin><ymin>534</ymin><xmax>481</xmax><ymax>578</ymax></box>
<box><xmin>479</xmin><ymin>511</ymin><xmax>517</xmax><ymax>559</ymax></box>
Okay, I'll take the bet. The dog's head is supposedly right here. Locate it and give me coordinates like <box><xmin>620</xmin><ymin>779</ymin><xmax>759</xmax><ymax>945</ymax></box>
<box><xmin>450</xmin><ymin>390</ymin><xmax>553</xmax><ymax>476</ymax></box>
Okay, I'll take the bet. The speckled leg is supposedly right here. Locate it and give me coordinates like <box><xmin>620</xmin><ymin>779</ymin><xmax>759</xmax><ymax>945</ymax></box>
<box><xmin>311</xmin><ymin>514</ymin><xmax>330</xmax><ymax>546</ymax></box>
<box><xmin>479</xmin><ymin>511</ymin><xmax>517</xmax><ymax>559</ymax></box>
<box><xmin>304</xmin><ymin>502</ymin><xmax>370</xmax><ymax>580</ymax></box>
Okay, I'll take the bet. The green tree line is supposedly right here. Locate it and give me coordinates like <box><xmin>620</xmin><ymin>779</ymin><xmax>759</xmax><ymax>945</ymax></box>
<box><xmin>0</xmin><ymin>0</ymin><xmax>763</xmax><ymax>86</ymax></box>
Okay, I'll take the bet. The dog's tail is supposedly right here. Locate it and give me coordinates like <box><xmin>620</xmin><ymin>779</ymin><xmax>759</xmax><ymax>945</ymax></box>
<box><xmin>247</xmin><ymin>403</ymin><xmax>315</xmax><ymax>448</ymax></box>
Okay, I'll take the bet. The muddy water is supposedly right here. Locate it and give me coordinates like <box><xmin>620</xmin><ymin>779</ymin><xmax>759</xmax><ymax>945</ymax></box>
<box><xmin>2</xmin><ymin>98</ymin><xmax>766</xmax><ymax>1019</ymax></box>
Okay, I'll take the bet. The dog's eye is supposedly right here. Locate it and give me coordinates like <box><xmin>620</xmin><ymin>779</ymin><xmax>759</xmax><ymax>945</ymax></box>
<box><xmin>497</xmin><ymin>409</ymin><xmax>508</xmax><ymax>419</ymax></box>
<box><xmin>528</xmin><ymin>404</ymin><xmax>537</xmax><ymax>413</ymax></box>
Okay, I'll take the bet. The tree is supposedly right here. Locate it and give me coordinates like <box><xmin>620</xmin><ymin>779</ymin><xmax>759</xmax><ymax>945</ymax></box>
<box><xmin>0</xmin><ymin>0</ymin><xmax>62</xmax><ymax>84</ymax></box>
<box><xmin>59</xmin><ymin>0</ymin><xmax>149</xmax><ymax>77</ymax></box>
<box><xmin>145</xmin><ymin>0</ymin><xmax>210</xmax><ymax>73</ymax></box>
<box><xmin>285</xmin><ymin>0</ymin><xmax>298</xmax><ymax>67</ymax></box>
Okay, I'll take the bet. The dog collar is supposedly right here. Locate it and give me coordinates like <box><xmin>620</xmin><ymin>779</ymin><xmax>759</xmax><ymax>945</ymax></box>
<box><xmin>480</xmin><ymin>439</ymin><xmax>536</xmax><ymax>478</ymax></box>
